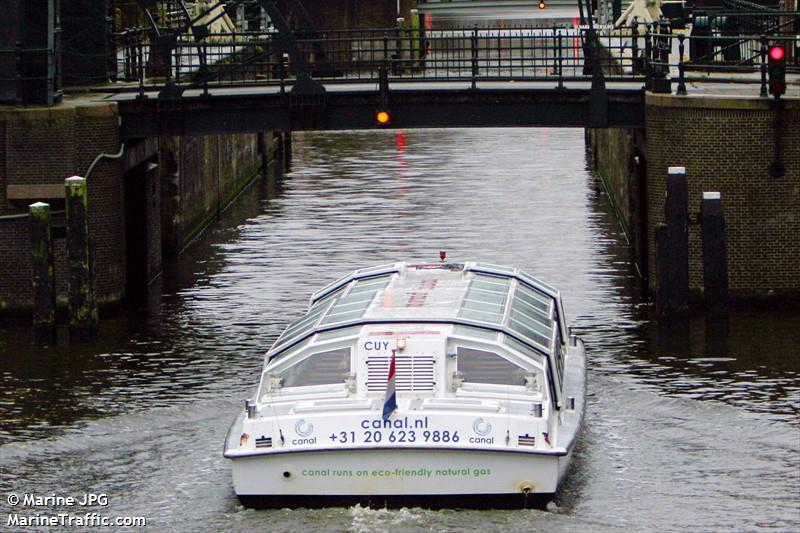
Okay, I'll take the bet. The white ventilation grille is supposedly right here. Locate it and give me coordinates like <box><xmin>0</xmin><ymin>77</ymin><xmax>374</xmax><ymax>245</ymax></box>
<box><xmin>366</xmin><ymin>355</ymin><xmax>436</xmax><ymax>392</ymax></box>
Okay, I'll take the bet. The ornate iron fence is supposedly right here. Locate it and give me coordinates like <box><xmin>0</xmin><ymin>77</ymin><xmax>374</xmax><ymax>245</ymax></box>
<box><xmin>114</xmin><ymin>20</ymin><xmax>799</xmax><ymax>97</ymax></box>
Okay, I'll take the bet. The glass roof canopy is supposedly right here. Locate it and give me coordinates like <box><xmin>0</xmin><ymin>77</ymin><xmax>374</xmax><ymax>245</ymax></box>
<box><xmin>267</xmin><ymin>262</ymin><xmax>567</xmax><ymax>362</ymax></box>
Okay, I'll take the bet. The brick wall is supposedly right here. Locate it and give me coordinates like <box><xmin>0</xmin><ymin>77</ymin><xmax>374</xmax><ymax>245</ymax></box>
<box><xmin>0</xmin><ymin>218</ymin><xmax>31</xmax><ymax>310</ymax></box>
<box><xmin>645</xmin><ymin>94</ymin><xmax>800</xmax><ymax>299</ymax></box>
<box><xmin>2</xmin><ymin>102</ymin><xmax>269</xmax><ymax>312</ymax></box>
<box><xmin>74</xmin><ymin>105</ymin><xmax>125</xmax><ymax>303</ymax></box>
<box><xmin>0</xmin><ymin>102</ymin><xmax>124</xmax><ymax>311</ymax></box>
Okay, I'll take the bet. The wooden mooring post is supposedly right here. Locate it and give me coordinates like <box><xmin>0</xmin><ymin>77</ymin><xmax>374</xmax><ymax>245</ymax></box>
<box><xmin>29</xmin><ymin>202</ymin><xmax>56</xmax><ymax>343</ymax></box>
<box><xmin>656</xmin><ymin>166</ymin><xmax>689</xmax><ymax>316</ymax></box>
<box><xmin>655</xmin><ymin>223</ymin><xmax>669</xmax><ymax>315</ymax></box>
<box><xmin>701</xmin><ymin>192</ymin><xmax>729</xmax><ymax>316</ymax></box>
<box><xmin>65</xmin><ymin>176</ymin><xmax>98</xmax><ymax>339</ymax></box>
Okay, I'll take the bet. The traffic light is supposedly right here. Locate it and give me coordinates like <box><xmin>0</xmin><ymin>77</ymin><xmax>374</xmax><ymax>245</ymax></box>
<box><xmin>375</xmin><ymin>110</ymin><xmax>391</xmax><ymax>126</ymax></box>
<box><xmin>768</xmin><ymin>45</ymin><xmax>786</xmax><ymax>97</ymax></box>
<box><xmin>538</xmin><ymin>1</ymin><xmax>547</xmax><ymax>8</ymax></box>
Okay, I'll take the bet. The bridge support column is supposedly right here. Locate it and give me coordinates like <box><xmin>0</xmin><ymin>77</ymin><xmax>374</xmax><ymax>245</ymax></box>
<box><xmin>29</xmin><ymin>202</ymin><xmax>56</xmax><ymax>343</ymax></box>
<box><xmin>65</xmin><ymin>176</ymin><xmax>98</xmax><ymax>340</ymax></box>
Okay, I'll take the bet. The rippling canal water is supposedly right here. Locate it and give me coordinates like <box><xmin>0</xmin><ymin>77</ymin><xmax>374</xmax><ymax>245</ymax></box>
<box><xmin>1</xmin><ymin>129</ymin><xmax>798</xmax><ymax>532</ymax></box>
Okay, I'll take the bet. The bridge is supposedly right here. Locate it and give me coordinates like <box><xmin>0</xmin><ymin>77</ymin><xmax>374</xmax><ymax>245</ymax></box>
<box><xmin>115</xmin><ymin>21</ymin><xmax>650</xmax><ymax>137</ymax></box>
<box><xmin>4</xmin><ymin>0</ymin><xmax>797</xmax><ymax>136</ymax></box>
<box><xmin>111</xmin><ymin>3</ymin><xmax>798</xmax><ymax>138</ymax></box>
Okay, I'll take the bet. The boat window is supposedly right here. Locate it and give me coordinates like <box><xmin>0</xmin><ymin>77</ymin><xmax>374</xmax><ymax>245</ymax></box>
<box><xmin>513</xmin><ymin>284</ymin><xmax>551</xmax><ymax>315</ymax></box>
<box><xmin>502</xmin><ymin>335</ymin><xmax>545</xmax><ymax>362</ymax></box>
<box><xmin>457</xmin><ymin>347</ymin><xmax>526</xmax><ymax>386</ymax></box>
<box><xmin>452</xmin><ymin>325</ymin><xmax>498</xmax><ymax>342</ymax></box>
<box><xmin>315</xmin><ymin>326</ymin><xmax>361</xmax><ymax>342</ymax></box>
<box><xmin>310</xmin><ymin>285</ymin><xmax>346</xmax><ymax>310</ymax></box>
<box><xmin>505</xmin><ymin>282</ymin><xmax>554</xmax><ymax>350</ymax></box>
<box><xmin>466</xmin><ymin>287</ymin><xmax>507</xmax><ymax>305</ymax></box>
<box><xmin>508</xmin><ymin>317</ymin><xmax>551</xmax><ymax>350</ymax></box>
<box><xmin>458</xmin><ymin>275</ymin><xmax>509</xmax><ymax>325</ymax></box>
<box><xmin>281</xmin><ymin>348</ymin><xmax>351</xmax><ymax>388</ymax></box>
<box><xmin>271</xmin><ymin>300</ymin><xmax>332</xmax><ymax>352</ymax></box>
<box><xmin>552</xmin><ymin>325</ymin><xmax>564</xmax><ymax>383</ymax></box>
<box><xmin>470</xmin><ymin>262</ymin><xmax>517</xmax><ymax>276</ymax></box>
<box><xmin>320</xmin><ymin>309</ymin><xmax>366</xmax><ymax>325</ymax></box>
<box><xmin>508</xmin><ymin>305</ymin><xmax>551</xmax><ymax>337</ymax></box>
<box><xmin>311</xmin><ymin>274</ymin><xmax>354</xmax><ymax>304</ymax></box>
<box><xmin>471</xmin><ymin>277</ymin><xmax>509</xmax><ymax>292</ymax></box>
<box><xmin>347</xmin><ymin>276</ymin><xmax>391</xmax><ymax>294</ymax></box>
<box><xmin>268</xmin><ymin>336</ymin><xmax>312</xmax><ymax>362</ymax></box>
<box><xmin>319</xmin><ymin>277</ymin><xmax>390</xmax><ymax>326</ymax></box>
<box><xmin>355</xmin><ymin>263</ymin><xmax>398</xmax><ymax>277</ymax></box>
<box><xmin>516</xmin><ymin>270</ymin><xmax>558</xmax><ymax>296</ymax></box>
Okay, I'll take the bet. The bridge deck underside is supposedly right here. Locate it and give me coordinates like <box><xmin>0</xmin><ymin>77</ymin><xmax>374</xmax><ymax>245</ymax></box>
<box><xmin>117</xmin><ymin>85</ymin><xmax>644</xmax><ymax>137</ymax></box>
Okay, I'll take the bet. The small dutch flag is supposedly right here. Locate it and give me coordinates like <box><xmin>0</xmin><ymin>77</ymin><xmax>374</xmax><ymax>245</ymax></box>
<box><xmin>382</xmin><ymin>349</ymin><xmax>398</xmax><ymax>421</ymax></box>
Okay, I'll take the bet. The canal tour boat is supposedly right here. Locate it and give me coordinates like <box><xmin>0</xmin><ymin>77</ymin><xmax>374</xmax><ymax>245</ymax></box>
<box><xmin>224</xmin><ymin>260</ymin><xmax>586</xmax><ymax>509</ymax></box>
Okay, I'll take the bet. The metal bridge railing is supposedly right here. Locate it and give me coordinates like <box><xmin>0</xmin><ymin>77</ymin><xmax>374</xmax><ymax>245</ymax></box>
<box><xmin>0</xmin><ymin>44</ymin><xmax>62</xmax><ymax>106</ymax></box>
<box><xmin>115</xmin><ymin>28</ymin><xmax>151</xmax><ymax>82</ymax></box>
<box><xmin>686</xmin><ymin>10</ymin><xmax>799</xmax><ymax>66</ymax></box>
<box><xmin>115</xmin><ymin>21</ymin><xmax>799</xmax><ymax>98</ymax></box>
<box><xmin>118</xmin><ymin>25</ymin><xmax>640</xmax><ymax>91</ymax></box>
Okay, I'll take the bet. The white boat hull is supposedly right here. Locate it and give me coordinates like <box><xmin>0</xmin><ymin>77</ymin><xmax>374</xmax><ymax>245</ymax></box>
<box><xmin>225</xmin><ymin>262</ymin><xmax>587</xmax><ymax>509</ymax></box>
<box><xmin>232</xmin><ymin>447</ymin><xmax>571</xmax><ymax>509</ymax></box>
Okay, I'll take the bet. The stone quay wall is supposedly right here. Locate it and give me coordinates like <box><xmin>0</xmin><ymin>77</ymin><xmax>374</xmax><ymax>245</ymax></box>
<box><xmin>0</xmin><ymin>100</ymin><xmax>269</xmax><ymax>313</ymax></box>
<box><xmin>159</xmin><ymin>133</ymin><xmax>266</xmax><ymax>256</ymax></box>
<box><xmin>0</xmin><ymin>102</ymin><xmax>124</xmax><ymax>311</ymax></box>
<box><xmin>589</xmin><ymin>94</ymin><xmax>800</xmax><ymax>301</ymax></box>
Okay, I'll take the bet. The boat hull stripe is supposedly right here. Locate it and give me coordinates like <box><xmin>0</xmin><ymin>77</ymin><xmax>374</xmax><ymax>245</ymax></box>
<box><xmin>237</xmin><ymin>492</ymin><xmax>554</xmax><ymax>510</ymax></box>
<box><xmin>225</xmin><ymin>445</ymin><xmax>569</xmax><ymax>459</ymax></box>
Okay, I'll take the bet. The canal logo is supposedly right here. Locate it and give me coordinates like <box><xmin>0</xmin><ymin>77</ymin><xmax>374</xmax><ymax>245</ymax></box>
<box><xmin>295</xmin><ymin>419</ymin><xmax>314</xmax><ymax>437</ymax></box>
<box><xmin>473</xmin><ymin>418</ymin><xmax>492</xmax><ymax>436</ymax></box>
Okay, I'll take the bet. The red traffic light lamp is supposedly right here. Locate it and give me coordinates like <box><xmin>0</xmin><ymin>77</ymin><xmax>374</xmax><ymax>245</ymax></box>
<box><xmin>767</xmin><ymin>45</ymin><xmax>786</xmax><ymax>97</ymax></box>
<box><xmin>538</xmin><ymin>1</ymin><xmax>547</xmax><ymax>8</ymax></box>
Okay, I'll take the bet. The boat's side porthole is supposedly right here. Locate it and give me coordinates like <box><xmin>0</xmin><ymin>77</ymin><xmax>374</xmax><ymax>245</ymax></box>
<box><xmin>282</xmin><ymin>471</ymin><xmax>292</xmax><ymax>480</ymax></box>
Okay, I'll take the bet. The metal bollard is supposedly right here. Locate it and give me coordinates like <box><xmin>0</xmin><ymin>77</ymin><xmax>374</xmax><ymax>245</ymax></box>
<box><xmin>246</xmin><ymin>399</ymin><xmax>257</xmax><ymax>419</ymax></box>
